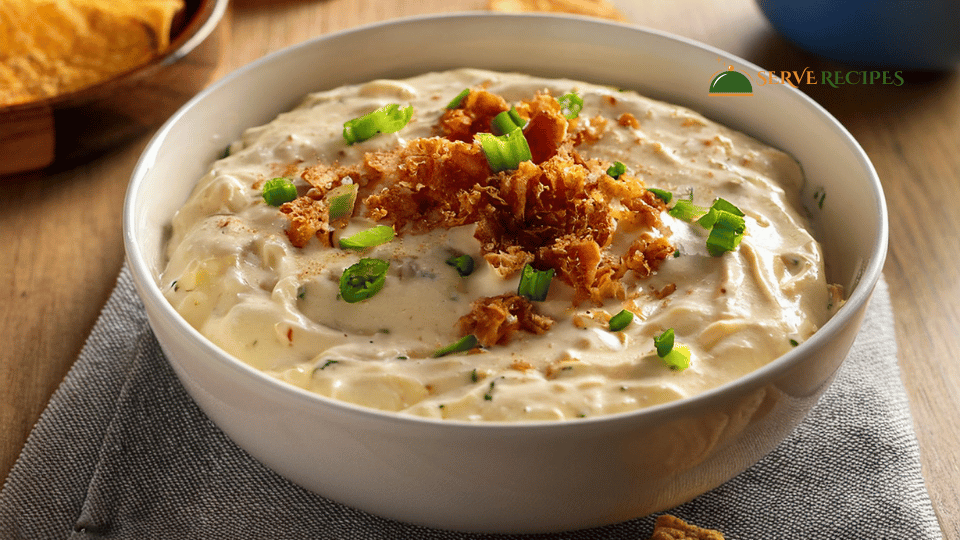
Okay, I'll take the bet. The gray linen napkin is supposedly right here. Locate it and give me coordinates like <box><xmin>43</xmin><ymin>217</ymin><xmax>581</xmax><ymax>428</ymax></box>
<box><xmin>0</xmin><ymin>269</ymin><xmax>943</xmax><ymax>539</ymax></box>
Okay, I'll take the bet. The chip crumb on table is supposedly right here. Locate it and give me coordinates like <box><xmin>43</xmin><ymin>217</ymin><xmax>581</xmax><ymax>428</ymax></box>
<box><xmin>487</xmin><ymin>0</ymin><xmax>627</xmax><ymax>21</ymax></box>
<box><xmin>648</xmin><ymin>515</ymin><xmax>726</xmax><ymax>540</ymax></box>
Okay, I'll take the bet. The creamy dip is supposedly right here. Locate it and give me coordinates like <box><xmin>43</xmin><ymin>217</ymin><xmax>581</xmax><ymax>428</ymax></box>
<box><xmin>161</xmin><ymin>69</ymin><xmax>835</xmax><ymax>421</ymax></box>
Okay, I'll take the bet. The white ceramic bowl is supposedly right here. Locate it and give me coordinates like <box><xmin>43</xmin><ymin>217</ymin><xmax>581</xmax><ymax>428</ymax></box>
<box><xmin>123</xmin><ymin>13</ymin><xmax>887</xmax><ymax>534</ymax></box>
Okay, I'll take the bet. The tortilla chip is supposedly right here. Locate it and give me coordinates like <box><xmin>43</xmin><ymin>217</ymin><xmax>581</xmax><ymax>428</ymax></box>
<box><xmin>488</xmin><ymin>0</ymin><xmax>628</xmax><ymax>22</ymax></box>
<box><xmin>648</xmin><ymin>515</ymin><xmax>725</xmax><ymax>540</ymax></box>
<box><xmin>0</xmin><ymin>0</ymin><xmax>184</xmax><ymax>106</ymax></box>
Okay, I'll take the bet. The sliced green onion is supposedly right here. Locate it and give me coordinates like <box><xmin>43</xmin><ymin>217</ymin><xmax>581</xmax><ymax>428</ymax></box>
<box><xmin>445</xmin><ymin>254</ymin><xmax>475</xmax><ymax>277</ymax></box>
<box><xmin>609</xmin><ymin>309</ymin><xmax>634</xmax><ymax>331</ymax></box>
<box><xmin>339</xmin><ymin>258</ymin><xmax>389</xmax><ymax>303</ymax></box>
<box><xmin>606</xmin><ymin>161</ymin><xmax>626</xmax><ymax>179</ymax></box>
<box><xmin>668</xmin><ymin>197</ymin><xmax>746</xmax><ymax>255</ymax></box>
<box><xmin>476</xmin><ymin>130</ymin><xmax>532</xmax><ymax>172</ymax></box>
<box><xmin>668</xmin><ymin>199</ymin><xmax>708</xmax><ymax>221</ymax></box>
<box><xmin>342</xmin><ymin>103</ymin><xmax>414</xmax><ymax>145</ymax></box>
<box><xmin>648</xmin><ymin>188</ymin><xmax>673</xmax><ymax>204</ymax></box>
<box><xmin>446</xmin><ymin>88</ymin><xmax>470</xmax><ymax>109</ymax></box>
<box><xmin>662</xmin><ymin>346</ymin><xmax>691</xmax><ymax>371</ymax></box>
<box><xmin>698</xmin><ymin>199</ymin><xmax>746</xmax><ymax>256</ymax></box>
<box><xmin>714</xmin><ymin>197</ymin><xmax>744</xmax><ymax>215</ymax></box>
<box><xmin>433</xmin><ymin>334</ymin><xmax>479</xmax><ymax>357</ymax></box>
<box><xmin>697</xmin><ymin>197</ymin><xmax>744</xmax><ymax>228</ymax></box>
<box><xmin>262</xmin><ymin>177</ymin><xmax>298</xmax><ymax>206</ymax></box>
<box><xmin>654</xmin><ymin>328</ymin><xmax>690</xmax><ymax>371</ymax></box>
<box><xmin>327</xmin><ymin>184</ymin><xmax>359</xmax><ymax>220</ymax></box>
<box><xmin>517</xmin><ymin>264</ymin><xmax>555</xmax><ymax>301</ymax></box>
<box><xmin>653</xmin><ymin>328</ymin><xmax>675</xmax><ymax>358</ymax></box>
<box><xmin>484</xmin><ymin>380</ymin><xmax>495</xmax><ymax>400</ymax></box>
<box><xmin>705</xmin><ymin>210</ymin><xmax>746</xmax><ymax>256</ymax></box>
<box><xmin>339</xmin><ymin>225</ymin><xmax>395</xmax><ymax>251</ymax></box>
<box><xmin>491</xmin><ymin>107</ymin><xmax>526</xmax><ymax>135</ymax></box>
<box><xmin>813</xmin><ymin>187</ymin><xmax>826</xmax><ymax>209</ymax></box>
<box><xmin>558</xmin><ymin>92</ymin><xmax>583</xmax><ymax>119</ymax></box>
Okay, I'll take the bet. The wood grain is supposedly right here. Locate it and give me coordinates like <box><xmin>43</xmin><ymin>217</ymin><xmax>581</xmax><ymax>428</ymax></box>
<box><xmin>1</xmin><ymin>1</ymin><xmax>956</xmax><ymax>536</ymax></box>
<box><xmin>0</xmin><ymin>105</ymin><xmax>55</xmax><ymax>175</ymax></box>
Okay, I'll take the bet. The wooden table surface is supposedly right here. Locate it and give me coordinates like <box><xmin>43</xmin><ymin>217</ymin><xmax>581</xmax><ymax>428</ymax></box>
<box><xmin>2</xmin><ymin>0</ymin><xmax>957</xmax><ymax>536</ymax></box>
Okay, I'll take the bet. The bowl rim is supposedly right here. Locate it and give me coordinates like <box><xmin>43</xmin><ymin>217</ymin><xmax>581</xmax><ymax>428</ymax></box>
<box><xmin>0</xmin><ymin>0</ymin><xmax>228</xmax><ymax>114</ymax></box>
<box><xmin>123</xmin><ymin>11</ymin><xmax>889</xmax><ymax>432</ymax></box>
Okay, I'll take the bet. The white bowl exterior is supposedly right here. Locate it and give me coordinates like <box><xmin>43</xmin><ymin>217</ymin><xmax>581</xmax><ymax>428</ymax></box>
<box><xmin>124</xmin><ymin>13</ymin><xmax>887</xmax><ymax>533</ymax></box>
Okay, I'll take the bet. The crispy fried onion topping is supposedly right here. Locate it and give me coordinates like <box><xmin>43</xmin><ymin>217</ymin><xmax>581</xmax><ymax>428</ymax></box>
<box><xmin>280</xmin><ymin>88</ymin><xmax>673</xmax><ymax>342</ymax></box>
<box><xmin>457</xmin><ymin>294</ymin><xmax>553</xmax><ymax>348</ymax></box>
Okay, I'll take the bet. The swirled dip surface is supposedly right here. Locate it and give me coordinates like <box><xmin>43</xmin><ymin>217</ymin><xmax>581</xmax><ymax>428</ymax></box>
<box><xmin>161</xmin><ymin>69</ymin><xmax>835</xmax><ymax>421</ymax></box>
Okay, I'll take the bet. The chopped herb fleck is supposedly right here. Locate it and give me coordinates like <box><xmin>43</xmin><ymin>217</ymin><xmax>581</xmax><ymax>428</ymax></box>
<box><xmin>483</xmin><ymin>380</ymin><xmax>496</xmax><ymax>401</ymax></box>
<box><xmin>339</xmin><ymin>225</ymin><xmax>395</xmax><ymax>250</ymax></box>
<box><xmin>262</xmin><ymin>177</ymin><xmax>298</xmax><ymax>206</ymax></box>
<box><xmin>648</xmin><ymin>188</ymin><xmax>673</xmax><ymax>204</ymax></box>
<box><xmin>517</xmin><ymin>264</ymin><xmax>555</xmax><ymax>301</ymax></box>
<box><xmin>319</xmin><ymin>359</ymin><xmax>339</xmax><ymax>370</ymax></box>
<box><xmin>446</xmin><ymin>88</ymin><xmax>470</xmax><ymax>109</ymax></box>
<box><xmin>327</xmin><ymin>183</ymin><xmax>359</xmax><ymax>221</ymax></box>
<box><xmin>606</xmin><ymin>161</ymin><xmax>626</xmax><ymax>179</ymax></box>
<box><xmin>491</xmin><ymin>107</ymin><xmax>526</xmax><ymax>135</ymax></box>
<box><xmin>339</xmin><ymin>258</ymin><xmax>390</xmax><ymax>303</ymax></box>
<box><xmin>608</xmin><ymin>309</ymin><xmax>634</xmax><ymax>331</ymax></box>
<box><xmin>654</xmin><ymin>328</ymin><xmax>675</xmax><ymax>357</ymax></box>
<box><xmin>654</xmin><ymin>328</ymin><xmax>691</xmax><ymax>371</ymax></box>
<box><xmin>343</xmin><ymin>103</ymin><xmax>414</xmax><ymax>145</ymax></box>
<box><xmin>433</xmin><ymin>334</ymin><xmax>478</xmax><ymax>357</ymax></box>
<box><xmin>476</xmin><ymin>130</ymin><xmax>532</xmax><ymax>172</ymax></box>
<box><xmin>445</xmin><ymin>254</ymin><xmax>475</xmax><ymax>277</ymax></box>
<box><xmin>813</xmin><ymin>187</ymin><xmax>826</xmax><ymax>209</ymax></box>
<box><xmin>668</xmin><ymin>198</ymin><xmax>708</xmax><ymax>221</ymax></box>
<box><xmin>558</xmin><ymin>92</ymin><xmax>583</xmax><ymax>119</ymax></box>
<box><xmin>790</xmin><ymin>339</ymin><xmax>799</xmax><ymax>347</ymax></box>
<box><xmin>670</xmin><ymin>197</ymin><xmax>746</xmax><ymax>256</ymax></box>
<box><xmin>698</xmin><ymin>199</ymin><xmax>746</xmax><ymax>256</ymax></box>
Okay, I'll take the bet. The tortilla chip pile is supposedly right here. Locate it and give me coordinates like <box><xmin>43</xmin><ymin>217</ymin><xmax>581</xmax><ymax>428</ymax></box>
<box><xmin>0</xmin><ymin>0</ymin><xmax>185</xmax><ymax>106</ymax></box>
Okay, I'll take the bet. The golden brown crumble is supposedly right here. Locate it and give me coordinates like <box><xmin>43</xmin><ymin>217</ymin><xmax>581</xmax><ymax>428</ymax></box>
<box><xmin>457</xmin><ymin>294</ymin><xmax>554</xmax><ymax>348</ymax></box>
<box><xmin>618</xmin><ymin>112</ymin><xmax>640</xmax><ymax>128</ymax></box>
<box><xmin>648</xmin><ymin>515</ymin><xmax>725</xmax><ymax>540</ymax></box>
<box><xmin>279</xmin><ymin>87</ymin><xmax>674</xmax><ymax>345</ymax></box>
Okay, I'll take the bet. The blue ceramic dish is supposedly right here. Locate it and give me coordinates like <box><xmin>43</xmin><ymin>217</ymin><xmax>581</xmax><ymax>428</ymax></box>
<box><xmin>756</xmin><ymin>0</ymin><xmax>960</xmax><ymax>70</ymax></box>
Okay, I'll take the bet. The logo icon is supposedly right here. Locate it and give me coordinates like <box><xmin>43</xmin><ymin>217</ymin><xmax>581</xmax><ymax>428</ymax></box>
<box><xmin>709</xmin><ymin>65</ymin><xmax>753</xmax><ymax>96</ymax></box>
